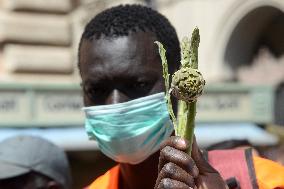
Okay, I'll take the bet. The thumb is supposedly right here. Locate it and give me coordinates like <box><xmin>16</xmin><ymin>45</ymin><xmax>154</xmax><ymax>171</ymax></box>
<box><xmin>191</xmin><ymin>136</ymin><xmax>219</xmax><ymax>173</ymax></box>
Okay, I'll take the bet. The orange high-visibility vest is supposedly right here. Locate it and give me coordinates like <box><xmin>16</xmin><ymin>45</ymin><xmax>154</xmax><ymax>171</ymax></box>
<box><xmin>86</xmin><ymin>150</ymin><xmax>284</xmax><ymax>189</ymax></box>
<box><xmin>86</xmin><ymin>165</ymin><xmax>119</xmax><ymax>189</ymax></box>
<box><xmin>254</xmin><ymin>156</ymin><xmax>284</xmax><ymax>189</ymax></box>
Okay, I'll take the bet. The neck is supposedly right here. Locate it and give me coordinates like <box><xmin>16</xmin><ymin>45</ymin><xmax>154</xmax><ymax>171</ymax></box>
<box><xmin>118</xmin><ymin>152</ymin><xmax>159</xmax><ymax>189</ymax></box>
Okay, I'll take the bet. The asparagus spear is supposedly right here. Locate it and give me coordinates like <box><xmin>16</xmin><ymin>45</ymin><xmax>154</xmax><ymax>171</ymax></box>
<box><xmin>155</xmin><ymin>27</ymin><xmax>205</xmax><ymax>155</ymax></box>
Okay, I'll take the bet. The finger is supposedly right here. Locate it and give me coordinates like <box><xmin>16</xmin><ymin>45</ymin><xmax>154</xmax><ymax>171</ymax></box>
<box><xmin>191</xmin><ymin>136</ymin><xmax>217</xmax><ymax>173</ymax></box>
<box><xmin>157</xmin><ymin>162</ymin><xmax>195</xmax><ymax>187</ymax></box>
<box><xmin>159</xmin><ymin>146</ymin><xmax>199</xmax><ymax>177</ymax></box>
<box><xmin>157</xmin><ymin>178</ymin><xmax>194</xmax><ymax>189</ymax></box>
<box><xmin>160</xmin><ymin>136</ymin><xmax>189</xmax><ymax>152</ymax></box>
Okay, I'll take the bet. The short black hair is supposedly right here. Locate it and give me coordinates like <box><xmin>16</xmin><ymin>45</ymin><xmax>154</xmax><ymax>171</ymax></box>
<box><xmin>78</xmin><ymin>4</ymin><xmax>180</xmax><ymax>73</ymax></box>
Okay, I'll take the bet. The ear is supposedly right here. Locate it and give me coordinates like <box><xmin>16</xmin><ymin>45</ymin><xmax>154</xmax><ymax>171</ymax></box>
<box><xmin>47</xmin><ymin>181</ymin><xmax>62</xmax><ymax>189</ymax></box>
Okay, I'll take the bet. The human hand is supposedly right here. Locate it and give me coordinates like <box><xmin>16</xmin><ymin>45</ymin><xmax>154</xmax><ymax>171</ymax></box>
<box><xmin>155</xmin><ymin>136</ymin><xmax>228</xmax><ymax>189</ymax></box>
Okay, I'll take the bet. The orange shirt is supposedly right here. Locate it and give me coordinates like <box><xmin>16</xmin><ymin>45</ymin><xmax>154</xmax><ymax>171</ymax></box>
<box><xmin>86</xmin><ymin>157</ymin><xmax>284</xmax><ymax>189</ymax></box>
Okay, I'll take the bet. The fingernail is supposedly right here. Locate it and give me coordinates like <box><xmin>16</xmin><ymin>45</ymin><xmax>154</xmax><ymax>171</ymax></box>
<box><xmin>180</xmin><ymin>139</ymin><xmax>186</xmax><ymax>146</ymax></box>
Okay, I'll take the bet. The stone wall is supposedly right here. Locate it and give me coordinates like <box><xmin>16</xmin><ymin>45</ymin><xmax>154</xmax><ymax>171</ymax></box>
<box><xmin>0</xmin><ymin>0</ymin><xmax>73</xmax><ymax>83</ymax></box>
<box><xmin>0</xmin><ymin>0</ymin><xmax>283</xmax><ymax>84</ymax></box>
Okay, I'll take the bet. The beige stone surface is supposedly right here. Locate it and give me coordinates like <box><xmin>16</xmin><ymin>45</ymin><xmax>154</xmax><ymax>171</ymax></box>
<box><xmin>0</xmin><ymin>0</ymin><xmax>282</xmax><ymax>84</ymax></box>
<box><xmin>0</xmin><ymin>73</ymin><xmax>79</xmax><ymax>84</ymax></box>
<box><xmin>0</xmin><ymin>48</ymin><xmax>4</xmax><ymax>74</ymax></box>
<box><xmin>4</xmin><ymin>44</ymin><xmax>73</xmax><ymax>73</ymax></box>
<box><xmin>1</xmin><ymin>0</ymin><xmax>73</xmax><ymax>13</ymax></box>
<box><xmin>0</xmin><ymin>12</ymin><xmax>71</xmax><ymax>45</ymax></box>
<box><xmin>157</xmin><ymin>0</ymin><xmax>284</xmax><ymax>82</ymax></box>
<box><xmin>237</xmin><ymin>48</ymin><xmax>284</xmax><ymax>85</ymax></box>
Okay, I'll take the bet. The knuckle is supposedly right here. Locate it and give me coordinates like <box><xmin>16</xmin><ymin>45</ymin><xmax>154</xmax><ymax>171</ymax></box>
<box><xmin>184</xmin><ymin>158</ymin><xmax>199</xmax><ymax>177</ymax></box>
<box><xmin>159</xmin><ymin>178</ymin><xmax>172</xmax><ymax>189</ymax></box>
<box><xmin>186</xmin><ymin>175</ymin><xmax>195</xmax><ymax>186</ymax></box>
<box><xmin>184</xmin><ymin>157</ymin><xmax>194</xmax><ymax>166</ymax></box>
<box><xmin>163</xmin><ymin>162</ymin><xmax>176</xmax><ymax>174</ymax></box>
<box><xmin>160</xmin><ymin>146</ymin><xmax>172</xmax><ymax>156</ymax></box>
<box><xmin>164</xmin><ymin>162</ymin><xmax>175</xmax><ymax>171</ymax></box>
<box><xmin>192</xmin><ymin>164</ymin><xmax>199</xmax><ymax>177</ymax></box>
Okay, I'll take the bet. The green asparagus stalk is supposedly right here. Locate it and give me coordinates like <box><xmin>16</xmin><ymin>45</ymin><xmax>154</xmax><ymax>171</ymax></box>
<box><xmin>155</xmin><ymin>27</ymin><xmax>205</xmax><ymax>155</ymax></box>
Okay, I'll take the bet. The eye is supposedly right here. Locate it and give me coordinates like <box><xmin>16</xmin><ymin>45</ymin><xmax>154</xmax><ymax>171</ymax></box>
<box><xmin>126</xmin><ymin>80</ymin><xmax>153</xmax><ymax>96</ymax></box>
<box><xmin>132</xmin><ymin>81</ymin><xmax>149</xmax><ymax>89</ymax></box>
<box><xmin>84</xmin><ymin>84</ymin><xmax>109</xmax><ymax>100</ymax></box>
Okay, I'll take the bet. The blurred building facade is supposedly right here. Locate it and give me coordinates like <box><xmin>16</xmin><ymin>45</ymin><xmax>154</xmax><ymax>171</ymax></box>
<box><xmin>0</xmin><ymin>0</ymin><xmax>283</xmax><ymax>83</ymax></box>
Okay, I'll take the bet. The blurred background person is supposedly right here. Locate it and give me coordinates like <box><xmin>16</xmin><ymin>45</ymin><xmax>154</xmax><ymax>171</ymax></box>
<box><xmin>0</xmin><ymin>135</ymin><xmax>71</xmax><ymax>189</ymax></box>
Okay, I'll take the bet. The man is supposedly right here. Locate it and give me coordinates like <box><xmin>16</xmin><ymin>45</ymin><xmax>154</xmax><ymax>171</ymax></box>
<box><xmin>0</xmin><ymin>135</ymin><xmax>71</xmax><ymax>189</ymax></box>
<box><xmin>79</xmin><ymin>4</ymin><xmax>284</xmax><ymax>189</ymax></box>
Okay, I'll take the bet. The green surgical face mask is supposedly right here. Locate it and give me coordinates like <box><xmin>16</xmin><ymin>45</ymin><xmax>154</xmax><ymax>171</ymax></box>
<box><xmin>82</xmin><ymin>92</ymin><xmax>173</xmax><ymax>164</ymax></box>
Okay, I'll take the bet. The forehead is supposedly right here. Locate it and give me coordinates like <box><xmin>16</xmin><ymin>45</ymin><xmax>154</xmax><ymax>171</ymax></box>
<box><xmin>79</xmin><ymin>32</ymin><xmax>161</xmax><ymax>74</ymax></box>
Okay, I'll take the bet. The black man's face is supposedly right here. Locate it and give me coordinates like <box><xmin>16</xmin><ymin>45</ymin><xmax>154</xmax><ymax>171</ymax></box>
<box><xmin>79</xmin><ymin>32</ymin><xmax>165</xmax><ymax>106</ymax></box>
